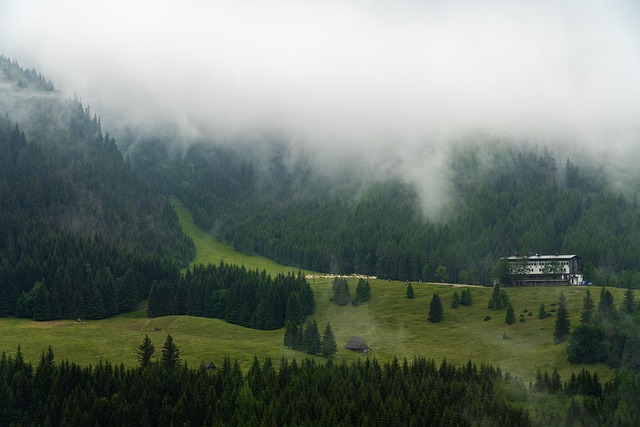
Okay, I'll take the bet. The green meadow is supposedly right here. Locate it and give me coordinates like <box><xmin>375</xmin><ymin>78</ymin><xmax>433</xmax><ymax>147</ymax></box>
<box><xmin>0</xmin><ymin>199</ymin><xmax>626</xmax><ymax>383</ymax></box>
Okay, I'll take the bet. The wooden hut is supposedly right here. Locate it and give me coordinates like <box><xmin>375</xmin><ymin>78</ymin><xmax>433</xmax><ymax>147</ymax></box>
<box><xmin>346</xmin><ymin>336</ymin><xmax>369</xmax><ymax>352</ymax></box>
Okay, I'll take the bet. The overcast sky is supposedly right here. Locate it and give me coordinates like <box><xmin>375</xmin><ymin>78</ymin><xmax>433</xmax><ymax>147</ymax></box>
<box><xmin>1</xmin><ymin>0</ymin><xmax>640</xmax><ymax>208</ymax></box>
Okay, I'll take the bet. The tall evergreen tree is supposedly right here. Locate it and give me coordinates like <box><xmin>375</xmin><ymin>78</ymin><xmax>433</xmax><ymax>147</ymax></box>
<box><xmin>138</xmin><ymin>334</ymin><xmax>155</xmax><ymax>368</ymax></box>
<box><xmin>331</xmin><ymin>278</ymin><xmax>351</xmax><ymax>306</ymax></box>
<box><xmin>302</xmin><ymin>320</ymin><xmax>321</xmax><ymax>354</ymax></box>
<box><xmin>352</xmin><ymin>279</ymin><xmax>371</xmax><ymax>306</ymax></box>
<box><xmin>597</xmin><ymin>287</ymin><xmax>615</xmax><ymax>320</ymax></box>
<box><xmin>488</xmin><ymin>283</ymin><xmax>508</xmax><ymax>309</ymax></box>
<box><xmin>451</xmin><ymin>291</ymin><xmax>460</xmax><ymax>308</ymax></box>
<box><xmin>161</xmin><ymin>334</ymin><xmax>180</xmax><ymax>369</ymax></box>
<box><xmin>428</xmin><ymin>293</ymin><xmax>443</xmax><ymax>323</ymax></box>
<box><xmin>321</xmin><ymin>322</ymin><xmax>337</xmax><ymax>358</ymax></box>
<box><xmin>505</xmin><ymin>303</ymin><xmax>515</xmax><ymax>325</ymax></box>
<box><xmin>580</xmin><ymin>289</ymin><xmax>594</xmax><ymax>325</ymax></box>
<box><xmin>554</xmin><ymin>291</ymin><xmax>570</xmax><ymax>343</ymax></box>
<box><xmin>460</xmin><ymin>288</ymin><xmax>472</xmax><ymax>306</ymax></box>
<box><xmin>406</xmin><ymin>283</ymin><xmax>415</xmax><ymax>299</ymax></box>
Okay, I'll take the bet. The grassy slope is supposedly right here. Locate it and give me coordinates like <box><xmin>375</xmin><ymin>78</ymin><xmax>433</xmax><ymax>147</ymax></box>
<box><xmin>0</xmin><ymin>199</ymin><xmax>624</xmax><ymax>382</ymax></box>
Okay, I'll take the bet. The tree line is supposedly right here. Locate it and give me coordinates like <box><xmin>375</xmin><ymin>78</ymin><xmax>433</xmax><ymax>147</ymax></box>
<box><xmin>134</xmin><ymin>137</ymin><xmax>640</xmax><ymax>287</ymax></box>
<box><xmin>0</xmin><ymin>345</ymin><xmax>532</xmax><ymax>426</ymax></box>
<box><xmin>147</xmin><ymin>261</ymin><xmax>315</xmax><ymax>330</ymax></box>
<box><xmin>0</xmin><ymin>59</ymin><xmax>194</xmax><ymax>322</ymax></box>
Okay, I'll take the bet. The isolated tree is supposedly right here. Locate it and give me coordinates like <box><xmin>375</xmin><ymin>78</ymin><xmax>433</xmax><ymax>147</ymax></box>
<box><xmin>460</xmin><ymin>288</ymin><xmax>472</xmax><ymax>306</ymax></box>
<box><xmin>283</xmin><ymin>321</ymin><xmax>300</xmax><ymax>349</ymax></box>
<box><xmin>505</xmin><ymin>304</ymin><xmax>515</xmax><ymax>325</ymax></box>
<box><xmin>138</xmin><ymin>335</ymin><xmax>155</xmax><ymax>367</ymax></box>
<box><xmin>554</xmin><ymin>291</ymin><xmax>570</xmax><ymax>343</ymax></box>
<box><xmin>539</xmin><ymin>304</ymin><xmax>548</xmax><ymax>319</ymax></box>
<box><xmin>451</xmin><ymin>291</ymin><xmax>460</xmax><ymax>308</ymax></box>
<box><xmin>353</xmin><ymin>279</ymin><xmax>371</xmax><ymax>306</ymax></box>
<box><xmin>161</xmin><ymin>334</ymin><xmax>180</xmax><ymax>369</ymax></box>
<box><xmin>488</xmin><ymin>283</ymin><xmax>509</xmax><ymax>309</ymax></box>
<box><xmin>580</xmin><ymin>289</ymin><xmax>594</xmax><ymax>325</ymax></box>
<box><xmin>428</xmin><ymin>293</ymin><xmax>443</xmax><ymax>323</ymax></box>
<box><xmin>406</xmin><ymin>283</ymin><xmax>415</xmax><ymax>299</ymax></box>
<box><xmin>331</xmin><ymin>278</ymin><xmax>351</xmax><ymax>306</ymax></box>
<box><xmin>321</xmin><ymin>322</ymin><xmax>337</xmax><ymax>358</ymax></box>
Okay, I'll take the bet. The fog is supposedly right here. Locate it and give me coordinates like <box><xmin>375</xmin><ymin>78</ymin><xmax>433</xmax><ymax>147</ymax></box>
<box><xmin>1</xmin><ymin>1</ymin><xmax>640</xmax><ymax>213</ymax></box>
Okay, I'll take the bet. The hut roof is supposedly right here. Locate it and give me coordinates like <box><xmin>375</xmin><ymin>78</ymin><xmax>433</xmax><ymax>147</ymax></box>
<box><xmin>346</xmin><ymin>336</ymin><xmax>369</xmax><ymax>351</ymax></box>
<box><xmin>204</xmin><ymin>360</ymin><xmax>217</xmax><ymax>370</ymax></box>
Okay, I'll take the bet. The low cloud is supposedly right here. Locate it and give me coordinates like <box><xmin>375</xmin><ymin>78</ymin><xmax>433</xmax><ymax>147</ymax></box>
<box><xmin>1</xmin><ymin>0</ymin><xmax>640</xmax><ymax>213</ymax></box>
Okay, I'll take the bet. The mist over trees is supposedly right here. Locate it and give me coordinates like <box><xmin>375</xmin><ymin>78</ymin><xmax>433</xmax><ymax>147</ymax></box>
<box><xmin>0</xmin><ymin>57</ymin><xmax>192</xmax><ymax>321</ymax></box>
<box><xmin>131</xmin><ymin>135</ymin><xmax>640</xmax><ymax>287</ymax></box>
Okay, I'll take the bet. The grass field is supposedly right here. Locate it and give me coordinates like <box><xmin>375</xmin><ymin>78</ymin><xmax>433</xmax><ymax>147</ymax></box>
<box><xmin>0</xmin><ymin>199</ymin><xmax>626</xmax><ymax>383</ymax></box>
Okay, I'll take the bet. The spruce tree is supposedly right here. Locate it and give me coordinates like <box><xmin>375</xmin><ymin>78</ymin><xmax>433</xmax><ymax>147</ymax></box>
<box><xmin>138</xmin><ymin>335</ymin><xmax>155</xmax><ymax>367</ymax></box>
<box><xmin>406</xmin><ymin>283</ymin><xmax>414</xmax><ymax>299</ymax></box>
<box><xmin>554</xmin><ymin>291</ymin><xmax>570</xmax><ymax>343</ymax></box>
<box><xmin>321</xmin><ymin>322</ymin><xmax>337</xmax><ymax>358</ymax></box>
<box><xmin>539</xmin><ymin>304</ymin><xmax>547</xmax><ymax>319</ymax></box>
<box><xmin>428</xmin><ymin>293</ymin><xmax>443</xmax><ymax>323</ymax></box>
<box><xmin>302</xmin><ymin>320</ymin><xmax>321</xmax><ymax>354</ymax></box>
<box><xmin>460</xmin><ymin>288</ymin><xmax>472</xmax><ymax>306</ymax></box>
<box><xmin>580</xmin><ymin>289</ymin><xmax>594</xmax><ymax>324</ymax></box>
<box><xmin>451</xmin><ymin>291</ymin><xmax>460</xmax><ymax>308</ymax></box>
<box><xmin>597</xmin><ymin>287</ymin><xmax>615</xmax><ymax>320</ymax></box>
<box><xmin>161</xmin><ymin>334</ymin><xmax>180</xmax><ymax>369</ymax></box>
<box><xmin>505</xmin><ymin>304</ymin><xmax>515</xmax><ymax>324</ymax></box>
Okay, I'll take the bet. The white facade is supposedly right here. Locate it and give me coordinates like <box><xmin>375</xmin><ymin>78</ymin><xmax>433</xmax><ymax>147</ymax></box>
<box><xmin>506</xmin><ymin>254</ymin><xmax>580</xmax><ymax>286</ymax></box>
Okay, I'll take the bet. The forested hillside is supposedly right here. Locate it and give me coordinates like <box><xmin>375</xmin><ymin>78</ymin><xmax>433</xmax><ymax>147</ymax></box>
<box><xmin>133</xmin><ymin>138</ymin><xmax>640</xmax><ymax>287</ymax></box>
<box><xmin>0</xmin><ymin>57</ymin><xmax>194</xmax><ymax>319</ymax></box>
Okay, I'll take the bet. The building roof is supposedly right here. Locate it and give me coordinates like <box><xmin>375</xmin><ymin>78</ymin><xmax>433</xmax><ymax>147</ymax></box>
<box><xmin>346</xmin><ymin>336</ymin><xmax>369</xmax><ymax>351</ymax></box>
<box><xmin>506</xmin><ymin>254</ymin><xmax>577</xmax><ymax>261</ymax></box>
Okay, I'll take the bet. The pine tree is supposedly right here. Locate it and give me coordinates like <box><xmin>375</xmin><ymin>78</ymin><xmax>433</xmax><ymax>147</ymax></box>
<box><xmin>597</xmin><ymin>287</ymin><xmax>615</xmax><ymax>320</ymax></box>
<box><xmin>428</xmin><ymin>293</ymin><xmax>443</xmax><ymax>323</ymax></box>
<box><xmin>406</xmin><ymin>283</ymin><xmax>414</xmax><ymax>299</ymax></box>
<box><xmin>580</xmin><ymin>289</ymin><xmax>594</xmax><ymax>324</ymax></box>
<box><xmin>539</xmin><ymin>304</ymin><xmax>547</xmax><ymax>319</ymax></box>
<box><xmin>460</xmin><ymin>288</ymin><xmax>472</xmax><ymax>306</ymax></box>
<box><xmin>488</xmin><ymin>283</ymin><xmax>508</xmax><ymax>309</ymax></box>
<box><xmin>321</xmin><ymin>322</ymin><xmax>337</xmax><ymax>358</ymax></box>
<box><xmin>554</xmin><ymin>291</ymin><xmax>570</xmax><ymax>343</ymax></box>
<box><xmin>505</xmin><ymin>304</ymin><xmax>515</xmax><ymax>324</ymax></box>
<box><xmin>161</xmin><ymin>334</ymin><xmax>180</xmax><ymax>369</ymax></box>
<box><xmin>138</xmin><ymin>335</ymin><xmax>155</xmax><ymax>367</ymax></box>
<box><xmin>283</xmin><ymin>321</ymin><xmax>300</xmax><ymax>349</ymax></box>
<box><xmin>302</xmin><ymin>320</ymin><xmax>321</xmax><ymax>354</ymax></box>
<box><xmin>451</xmin><ymin>291</ymin><xmax>460</xmax><ymax>308</ymax></box>
<box><xmin>353</xmin><ymin>279</ymin><xmax>371</xmax><ymax>306</ymax></box>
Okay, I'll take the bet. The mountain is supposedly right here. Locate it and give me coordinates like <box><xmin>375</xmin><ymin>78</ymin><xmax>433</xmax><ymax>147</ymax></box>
<box><xmin>0</xmin><ymin>57</ymin><xmax>194</xmax><ymax>319</ymax></box>
<box><xmin>132</xmin><ymin>137</ymin><xmax>640</xmax><ymax>288</ymax></box>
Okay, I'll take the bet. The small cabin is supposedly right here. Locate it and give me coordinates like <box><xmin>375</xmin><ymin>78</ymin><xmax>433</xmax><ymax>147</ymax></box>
<box><xmin>204</xmin><ymin>360</ymin><xmax>217</xmax><ymax>370</ymax></box>
<box><xmin>346</xmin><ymin>336</ymin><xmax>369</xmax><ymax>352</ymax></box>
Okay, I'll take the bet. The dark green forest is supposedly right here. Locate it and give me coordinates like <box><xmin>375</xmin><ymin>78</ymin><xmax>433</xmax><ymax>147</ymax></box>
<box><xmin>3</xmin><ymin>344</ymin><xmax>640</xmax><ymax>426</ymax></box>
<box><xmin>0</xmin><ymin>57</ymin><xmax>193</xmax><ymax>320</ymax></box>
<box><xmin>147</xmin><ymin>261</ymin><xmax>314</xmax><ymax>330</ymax></box>
<box><xmin>131</xmin><ymin>136</ymin><xmax>640</xmax><ymax>287</ymax></box>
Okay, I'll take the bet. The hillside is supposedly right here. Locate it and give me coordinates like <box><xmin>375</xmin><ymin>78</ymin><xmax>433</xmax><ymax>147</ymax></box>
<box><xmin>0</xmin><ymin>199</ymin><xmax>626</xmax><ymax>386</ymax></box>
<box><xmin>0</xmin><ymin>57</ymin><xmax>194</xmax><ymax>320</ymax></box>
<box><xmin>132</xmin><ymin>137</ymin><xmax>640</xmax><ymax>288</ymax></box>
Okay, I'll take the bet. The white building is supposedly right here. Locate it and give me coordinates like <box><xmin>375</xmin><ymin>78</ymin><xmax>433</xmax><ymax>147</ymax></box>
<box><xmin>506</xmin><ymin>254</ymin><xmax>582</xmax><ymax>286</ymax></box>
